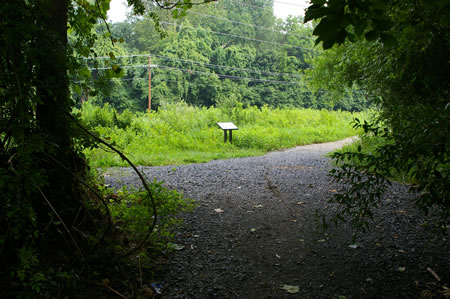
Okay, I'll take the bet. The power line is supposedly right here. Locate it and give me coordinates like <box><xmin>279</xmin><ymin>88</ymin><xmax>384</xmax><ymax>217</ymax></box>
<box><xmin>86</xmin><ymin>53</ymin><xmax>304</xmax><ymax>78</ymax></box>
<box><xmin>160</xmin><ymin>21</ymin><xmax>315</xmax><ymax>51</ymax></box>
<box><xmin>225</xmin><ymin>0</ymin><xmax>273</xmax><ymax>10</ymax></box>
<box><xmin>88</xmin><ymin>63</ymin><xmax>304</xmax><ymax>85</ymax></box>
<box><xmin>226</xmin><ymin>0</ymin><xmax>309</xmax><ymax>10</ymax></box>
<box><xmin>73</xmin><ymin>76</ymin><xmax>312</xmax><ymax>93</ymax></box>
<box><xmin>273</xmin><ymin>0</ymin><xmax>309</xmax><ymax>8</ymax></box>
<box><xmin>153</xmin><ymin>54</ymin><xmax>303</xmax><ymax>78</ymax></box>
<box><xmin>186</xmin><ymin>11</ymin><xmax>308</xmax><ymax>39</ymax></box>
<box><xmin>156</xmin><ymin>64</ymin><xmax>303</xmax><ymax>85</ymax></box>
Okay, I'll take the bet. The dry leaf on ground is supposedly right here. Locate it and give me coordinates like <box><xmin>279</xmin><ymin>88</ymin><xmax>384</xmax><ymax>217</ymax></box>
<box><xmin>280</xmin><ymin>284</ymin><xmax>299</xmax><ymax>294</ymax></box>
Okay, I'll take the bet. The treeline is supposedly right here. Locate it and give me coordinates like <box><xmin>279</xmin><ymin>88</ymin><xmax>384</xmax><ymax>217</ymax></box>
<box><xmin>71</xmin><ymin>0</ymin><xmax>369</xmax><ymax>112</ymax></box>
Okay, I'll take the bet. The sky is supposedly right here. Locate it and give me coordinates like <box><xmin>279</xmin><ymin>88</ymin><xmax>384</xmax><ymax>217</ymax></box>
<box><xmin>107</xmin><ymin>0</ymin><xmax>311</xmax><ymax>23</ymax></box>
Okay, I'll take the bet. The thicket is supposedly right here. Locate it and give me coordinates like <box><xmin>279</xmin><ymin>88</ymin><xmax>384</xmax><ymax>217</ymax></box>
<box><xmin>78</xmin><ymin>101</ymin><xmax>361</xmax><ymax>167</ymax></box>
<box><xmin>306</xmin><ymin>0</ymin><xmax>450</xmax><ymax>237</ymax></box>
<box><xmin>0</xmin><ymin>0</ymin><xmax>214</xmax><ymax>297</ymax></box>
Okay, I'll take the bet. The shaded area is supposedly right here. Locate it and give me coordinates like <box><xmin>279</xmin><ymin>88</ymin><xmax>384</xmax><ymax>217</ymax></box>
<box><xmin>105</xmin><ymin>139</ymin><xmax>449</xmax><ymax>298</ymax></box>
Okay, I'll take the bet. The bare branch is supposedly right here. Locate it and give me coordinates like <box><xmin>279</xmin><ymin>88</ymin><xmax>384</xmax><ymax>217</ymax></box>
<box><xmin>95</xmin><ymin>0</ymin><xmax>115</xmax><ymax>45</ymax></box>
<box><xmin>44</xmin><ymin>152</ymin><xmax>113</xmax><ymax>241</ymax></box>
<box><xmin>66</xmin><ymin>112</ymin><xmax>158</xmax><ymax>259</ymax></box>
<box><xmin>36</xmin><ymin>185</ymin><xmax>85</xmax><ymax>258</ymax></box>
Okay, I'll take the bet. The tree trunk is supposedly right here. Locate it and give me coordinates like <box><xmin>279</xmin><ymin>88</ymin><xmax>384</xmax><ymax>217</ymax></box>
<box><xmin>33</xmin><ymin>0</ymin><xmax>86</xmax><ymax>230</ymax></box>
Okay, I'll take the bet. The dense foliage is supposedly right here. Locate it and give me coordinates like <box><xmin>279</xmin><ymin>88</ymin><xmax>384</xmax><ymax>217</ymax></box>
<box><xmin>306</xmin><ymin>0</ymin><xmax>450</xmax><ymax>235</ymax></box>
<box><xmin>0</xmin><ymin>0</ymin><xmax>211</xmax><ymax>296</ymax></box>
<box><xmin>74</xmin><ymin>0</ymin><xmax>370</xmax><ymax>112</ymax></box>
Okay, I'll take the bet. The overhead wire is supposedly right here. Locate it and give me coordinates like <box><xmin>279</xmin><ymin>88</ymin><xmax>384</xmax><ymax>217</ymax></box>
<box><xmin>87</xmin><ymin>2</ymin><xmax>316</xmax><ymax>79</ymax></box>
<box><xmin>185</xmin><ymin>11</ymin><xmax>308</xmax><ymax>39</ymax></box>
<box><xmin>86</xmin><ymin>53</ymin><xmax>304</xmax><ymax>78</ymax></box>
<box><xmin>156</xmin><ymin>64</ymin><xmax>303</xmax><ymax>85</ymax></box>
<box><xmin>159</xmin><ymin>21</ymin><xmax>315</xmax><ymax>51</ymax></box>
<box><xmin>78</xmin><ymin>1</ymin><xmax>315</xmax><ymax>91</ymax></box>
<box><xmin>273</xmin><ymin>0</ymin><xmax>309</xmax><ymax>8</ymax></box>
<box><xmin>88</xmin><ymin>63</ymin><xmax>304</xmax><ymax>85</ymax></box>
<box><xmin>226</xmin><ymin>0</ymin><xmax>309</xmax><ymax>10</ymax></box>
<box><xmin>225</xmin><ymin>0</ymin><xmax>274</xmax><ymax>10</ymax></box>
<box><xmin>153</xmin><ymin>54</ymin><xmax>304</xmax><ymax>78</ymax></box>
<box><xmin>72</xmin><ymin>77</ymin><xmax>313</xmax><ymax>96</ymax></box>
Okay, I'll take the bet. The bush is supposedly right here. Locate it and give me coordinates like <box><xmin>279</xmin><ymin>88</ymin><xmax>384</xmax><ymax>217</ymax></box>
<box><xmin>80</xmin><ymin>101</ymin><xmax>363</xmax><ymax>167</ymax></box>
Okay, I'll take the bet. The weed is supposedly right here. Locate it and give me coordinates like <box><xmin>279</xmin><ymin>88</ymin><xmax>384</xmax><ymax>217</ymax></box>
<box><xmin>78</xmin><ymin>102</ymin><xmax>364</xmax><ymax>167</ymax></box>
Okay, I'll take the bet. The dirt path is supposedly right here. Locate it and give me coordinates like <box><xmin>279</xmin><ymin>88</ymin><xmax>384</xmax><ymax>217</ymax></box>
<box><xmin>105</xmin><ymin>138</ymin><xmax>449</xmax><ymax>298</ymax></box>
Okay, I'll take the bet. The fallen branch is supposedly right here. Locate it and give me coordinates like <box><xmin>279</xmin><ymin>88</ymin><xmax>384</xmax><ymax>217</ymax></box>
<box><xmin>97</xmin><ymin>281</ymin><xmax>128</xmax><ymax>299</ymax></box>
<box><xmin>427</xmin><ymin>267</ymin><xmax>441</xmax><ymax>282</ymax></box>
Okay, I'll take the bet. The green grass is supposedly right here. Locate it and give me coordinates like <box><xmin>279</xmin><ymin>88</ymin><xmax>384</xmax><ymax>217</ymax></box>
<box><xmin>330</xmin><ymin>132</ymin><xmax>416</xmax><ymax>183</ymax></box>
<box><xmin>329</xmin><ymin>132</ymin><xmax>388</xmax><ymax>158</ymax></box>
<box><xmin>78</xmin><ymin>101</ymin><xmax>365</xmax><ymax>167</ymax></box>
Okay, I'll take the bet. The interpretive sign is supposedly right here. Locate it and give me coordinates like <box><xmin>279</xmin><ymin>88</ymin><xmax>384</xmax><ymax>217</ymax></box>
<box><xmin>217</xmin><ymin>122</ymin><xmax>238</xmax><ymax>143</ymax></box>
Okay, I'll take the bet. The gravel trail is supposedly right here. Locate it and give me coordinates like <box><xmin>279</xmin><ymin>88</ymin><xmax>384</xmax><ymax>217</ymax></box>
<box><xmin>105</xmin><ymin>138</ymin><xmax>449</xmax><ymax>298</ymax></box>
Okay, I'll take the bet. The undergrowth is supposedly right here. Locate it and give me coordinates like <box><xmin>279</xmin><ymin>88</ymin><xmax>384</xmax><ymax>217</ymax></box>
<box><xmin>76</xmin><ymin>101</ymin><xmax>364</xmax><ymax>167</ymax></box>
<box><xmin>326</xmin><ymin>117</ymin><xmax>449</xmax><ymax>240</ymax></box>
<box><xmin>2</xmin><ymin>163</ymin><xmax>192</xmax><ymax>297</ymax></box>
<box><xmin>106</xmin><ymin>178</ymin><xmax>194</xmax><ymax>251</ymax></box>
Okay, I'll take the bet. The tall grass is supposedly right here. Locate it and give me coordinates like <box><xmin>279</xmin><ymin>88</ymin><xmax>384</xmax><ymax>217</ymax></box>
<box><xmin>77</xmin><ymin>101</ymin><xmax>364</xmax><ymax>167</ymax></box>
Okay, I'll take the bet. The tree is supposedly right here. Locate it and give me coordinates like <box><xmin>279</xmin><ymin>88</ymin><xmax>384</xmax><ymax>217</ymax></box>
<box><xmin>79</xmin><ymin>0</ymin><xmax>328</xmax><ymax>111</ymax></box>
<box><xmin>305</xmin><ymin>0</ymin><xmax>450</xmax><ymax>235</ymax></box>
<box><xmin>0</xmin><ymin>0</ymin><xmax>214</xmax><ymax>295</ymax></box>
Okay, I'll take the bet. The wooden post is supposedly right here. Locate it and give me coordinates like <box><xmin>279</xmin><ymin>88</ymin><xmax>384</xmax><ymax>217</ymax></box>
<box><xmin>148</xmin><ymin>55</ymin><xmax>152</xmax><ymax>112</ymax></box>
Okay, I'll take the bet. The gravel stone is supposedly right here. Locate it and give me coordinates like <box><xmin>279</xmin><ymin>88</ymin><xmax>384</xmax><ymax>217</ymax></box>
<box><xmin>104</xmin><ymin>138</ymin><xmax>449</xmax><ymax>298</ymax></box>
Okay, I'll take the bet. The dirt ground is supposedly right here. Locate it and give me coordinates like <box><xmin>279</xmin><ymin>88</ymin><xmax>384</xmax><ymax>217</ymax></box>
<box><xmin>106</xmin><ymin>138</ymin><xmax>449</xmax><ymax>298</ymax></box>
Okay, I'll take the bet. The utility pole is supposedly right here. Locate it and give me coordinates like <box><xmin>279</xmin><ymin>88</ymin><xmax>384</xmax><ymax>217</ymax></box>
<box><xmin>148</xmin><ymin>55</ymin><xmax>152</xmax><ymax>112</ymax></box>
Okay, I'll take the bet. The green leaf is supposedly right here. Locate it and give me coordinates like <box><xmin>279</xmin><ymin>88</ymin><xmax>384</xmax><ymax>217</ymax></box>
<box><xmin>111</xmin><ymin>65</ymin><xmax>122</xmax><ymax>74</ymax></box>
<box><xmin>167</xmin><ymin>242</ymin><xmax>185</xmax><ymax>251</ymax></box>
<box><xmin>312</xmin><ymin>18</ymin><xmax>332</xmax><ymax>38</ymax></box>
<box><xmin>354</xmin><ymin>24</ymin><xmax>366</xmax><ymax>37</ymax></box>
<box><xmin>304</xmin><ymin>5</ymin><xmax>328</xmax><ymax>22</ymax></box>
<box><xmin>80</xmin><ymin>67</ymin><xmax>91</xmax><ymax>78</ymax></box>
<box><xmin>347</xmin><ymin>32</ymin><xmax>356</xmax><ymax>42</ymax></box>
<box><xmin>72</xmin><ymin>84</ymin><xmax>81</xmax><ymax>95</ymax></box>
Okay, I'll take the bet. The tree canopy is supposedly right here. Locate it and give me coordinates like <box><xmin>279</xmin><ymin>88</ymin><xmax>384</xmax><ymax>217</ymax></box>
<box><xmin>2</xmin><ymin>0</ymin><xmax>448</xmax><ymax>295</ymax></box>
<box><xmin>75</xmin><ymin>0</ymin><xmax>369</xmax><ymax>112</ymax></box>
<box><xmin>0</xmin><ymin>0</ymin><xmax>213</xmax><ymax>295</ymax></box>
<box><xmin>305</xmin><ymin>0</ymin><xmax>450</xmax><ymax>234</ymax></box>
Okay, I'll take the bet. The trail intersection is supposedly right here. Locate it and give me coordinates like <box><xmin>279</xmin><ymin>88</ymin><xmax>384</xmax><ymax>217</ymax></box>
<box><xmin>106</xmin><ymin>139</ymin><xmax>449</xmax><ymax>298</ymax></box>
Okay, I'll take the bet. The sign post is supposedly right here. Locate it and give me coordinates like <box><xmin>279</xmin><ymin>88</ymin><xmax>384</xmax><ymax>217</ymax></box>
<box><xmin>217</xmin><ymin>122</ymin><xmax>239</xmax><ymax>143</ymax></box>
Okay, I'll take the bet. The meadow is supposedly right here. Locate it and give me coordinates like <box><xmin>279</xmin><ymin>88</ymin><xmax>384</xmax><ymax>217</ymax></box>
<box><xmin>78</xmin><ymin>101</ymin><xmax>364</xmax><ymax>167</ymax></box>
